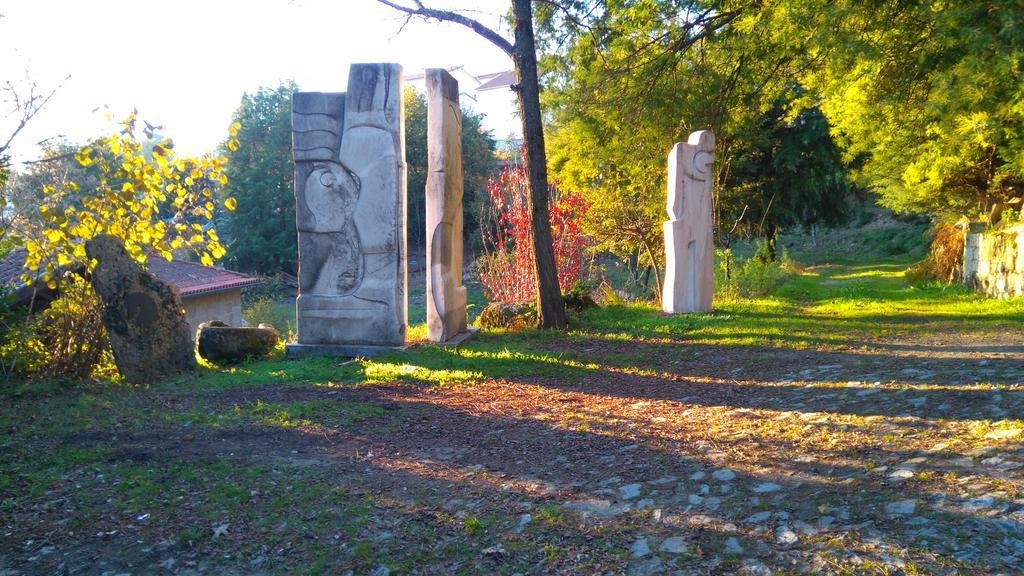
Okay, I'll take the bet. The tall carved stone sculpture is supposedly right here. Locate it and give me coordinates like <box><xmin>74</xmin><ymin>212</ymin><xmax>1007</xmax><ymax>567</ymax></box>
<box><xmin>425</xmin><ymin>69</ymin><xmax>467</xmax><ymax>342</ymax></box>
<box><xmin>288</xmin><ymin>63</ymin><xmax>408</xmax><ymax>356</ymax></box>
<box><xmin>662</xmin><ymin>130</ymin><xmax>715</xmax><ymax>314</ymax></box>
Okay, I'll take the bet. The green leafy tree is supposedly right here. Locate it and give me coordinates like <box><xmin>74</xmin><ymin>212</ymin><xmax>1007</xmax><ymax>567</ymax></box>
<box><xmin>739</xmin><ymin>0</ymin><xmax>1024</xmax><ymax>218</ymax></box>
<box><xmin>724</xmin><ymin>102</ymin><xmax>852</xmax><ymax>258</ymax></box>
<box><xmin>541</xmin><ymin>1</ymin><xmax>851</xmax><ymax>280</ymax></box>
<box><xmin>403</xmin><ymin>87</ymin><xmax>497</xmax><ymax>253</ymax></box>
<box><xmin>221</xmin><ymin>82</ymin><xmax>297</xmax><ymax>275</ymax></box>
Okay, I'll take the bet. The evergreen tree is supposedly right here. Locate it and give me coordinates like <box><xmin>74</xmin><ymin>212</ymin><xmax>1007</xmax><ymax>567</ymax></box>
<box><xmin>222</xmin><ymin>82</ymin><xmax>297</xmax><ymax>275</ymax></box>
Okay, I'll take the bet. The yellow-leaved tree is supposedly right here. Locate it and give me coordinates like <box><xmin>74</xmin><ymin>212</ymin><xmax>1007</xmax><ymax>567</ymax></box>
<box><xmin>1</xmin><ymin>114</ymin><xmax>239</xmax><ymax>380</ymax></box>
<box><xmin>20</xmin><ymin>113</ymin><xmax>238</xmax><ymax>287</ymax></box>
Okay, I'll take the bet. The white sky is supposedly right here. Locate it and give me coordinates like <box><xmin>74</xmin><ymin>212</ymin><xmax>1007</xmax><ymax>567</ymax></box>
<box><xmin>0</xmin><ymin>0</ymin><xmax>513</xmax><ymax>162</ymax></box>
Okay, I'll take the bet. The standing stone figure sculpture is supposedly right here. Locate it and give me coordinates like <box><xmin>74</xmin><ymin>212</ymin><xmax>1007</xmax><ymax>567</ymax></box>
<box><xmin>288</xmin><ymin>63</ymin><xmax>408</xmax><ymax>356</ymax></box>
<box><xmin>424</xmin><ymin>68</ymin><xmax>467</xmax><ymax>342</ymax></box>
<box><xmin>662</xmin><ymin>130</ymin><xmax>715</xmax><ymax>314</ymax></box>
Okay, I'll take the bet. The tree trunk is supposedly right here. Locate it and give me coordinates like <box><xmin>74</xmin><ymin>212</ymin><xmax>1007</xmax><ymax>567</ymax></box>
<box><xmin>510</xmin><ymin>0</ymin><xmax>566</xmax><ymax>329</ymax></box>
<box><xmin>639</xmin><ymin>236</ymin><xmax>663</xmax><ymax>302</ymax></box>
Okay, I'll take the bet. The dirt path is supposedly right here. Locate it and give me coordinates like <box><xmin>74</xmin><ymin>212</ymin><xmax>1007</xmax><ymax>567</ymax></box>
<box><xmin>2</xmin><ymin>263</ymin><xmax>1023</xmax><ymax>575</ymax></box>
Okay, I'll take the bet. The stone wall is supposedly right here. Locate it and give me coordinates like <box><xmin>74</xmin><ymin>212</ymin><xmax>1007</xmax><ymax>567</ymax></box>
<box><xmin>183</xmin><ymin>290</ymin><xmax>244</xmax><ymax>336</ymax></box>
<box><xmin>963</xmin><ymin>222</ymin><xmax>1024</xmax><ymax>298</ymax></box>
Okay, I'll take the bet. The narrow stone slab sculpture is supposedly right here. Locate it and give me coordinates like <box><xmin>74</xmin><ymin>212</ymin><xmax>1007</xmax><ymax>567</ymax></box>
<box><xmin>662</xmin><ymin>130</ymin><xmax>715</xmax><ymax>314</ymax></box>
<box><xmin>425</xmin><ymin>68</ymin><xmax>468</xmax><ymax>342</ymax></box>
<box><xmin>85</xmin><ymin>235</ymin><xmax>195</xmax><ymax>382</ymax></box>
<box><xmin>287</xmin><ymin>63</ymin><xmax>408</xmax><ymax>357</ymax></box>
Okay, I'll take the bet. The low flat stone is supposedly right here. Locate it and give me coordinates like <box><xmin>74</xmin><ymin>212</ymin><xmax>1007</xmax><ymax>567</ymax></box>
<box><xmin>627</xmin><ymin>557</ymin><xmax>663</xmax><ymax>576</ymax></box>
<box><xmin>885</xmin><ymin>499</ymin><xmax>917</xmax><ymax>515</ymax></box>
<box><xmin>712</xmin><ymin>469</ymin><xmax>737</xmax><ymax>482</ymax></box>
<box><xmin>564</xmin><ymin>498</ymin><xmax>623</xmax><ymax>517</ymax></box>
<box><xmin>962</xmin><ymin>495</ymin><xmax>995</xmax><ymax>512</ymax></box>
<box><xmin>775</xmin><ymin>526</ymin><xmax>798</xmax><ymax>547</ymax></box>
<box><xmin>724</xmin><ymin>537</ymin><xmax>744</xmax><ymax>554</ymax></box>
<box><xmin>739</xmin><ymin>560</ymin><xmax>773</xmax><ymax>576</ymax></box>
<box><xmin>631</xmin><ymin>538</ymin><xmax>651</xmax><ymax>558</ymax></box>
<box><xmin>745</xmin><ymin>511</ymin><xmax>772</xmax><ymax>524</ymax></box>
<box><xmin>887</xmin><ymin>469</ymin><xmax>915</xmax><ymax>482</ymax></box>
<box><xmin>690</xmin><ymin>471</ymin><xmax>707</xmax><ymax>481</ymax></box>
<box><xmin>620</xmin><ymin>483</ymin><xmax>643</xmax><ymax>500</ymax></box>
<box><xmin>197</xmin><ymin>322</ymin><xmax>279</xmax><ymax>364</ymax></box>
<box><xmin>658</xmin><ymin>537</ymin><xmax>689</xmax><ymax>554</ymax></box>
<box><xmin>752</xmin><ymin>482</ymin><xmax>782</xmax><ymax>493</ymax></box>
<box><xmin>513</xmin><ymin>514</ymin><xmax>532</xmax><ymax>534</ymax></box>
<box><xmin>793</xmin><ymin>519</ymin><xmax>817</xmax><ymax>535</ymax></box>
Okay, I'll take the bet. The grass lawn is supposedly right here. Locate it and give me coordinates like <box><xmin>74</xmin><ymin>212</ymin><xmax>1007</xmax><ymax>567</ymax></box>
<box><xmin>2</xmin><ymin>245</ymin><xmax>1023</xmax><ymax>575</ymax></box>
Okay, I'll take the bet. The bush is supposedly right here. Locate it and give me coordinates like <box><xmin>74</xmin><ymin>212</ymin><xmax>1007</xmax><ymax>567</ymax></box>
<box><xmin>475</xmin><ymin>161</ymin><xmax>590</xmax><ymax>304</ymax></box>
<box><xmin>716</xmin><ymin>244</ymin><xmax>792</xmax><ymax>299</ymax></box>
<box><xmin>562</xmin><ymin>280</ymin><xmax>597</xmax><ymax>312</ymax></box>
<box><xmin>242</xmin><ymin>296</ymin><xmax>295</xmax><ymax>338</ymax></box>
<box><xmin>0</xmin><ymin>274</ymin><xmax>115</xmax><ymax>381</ymax></box>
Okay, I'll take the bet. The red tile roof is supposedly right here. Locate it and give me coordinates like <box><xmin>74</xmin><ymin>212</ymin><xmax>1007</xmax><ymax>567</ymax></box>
<box><xmin>0</xmin><ymin>250</ymin><xmax>260</xmax><ymax>298</ymax></box>
<box><xmin>146</xmin><ymin>257</ymin><xmax>261</xmax><ymax>297</ymax></box>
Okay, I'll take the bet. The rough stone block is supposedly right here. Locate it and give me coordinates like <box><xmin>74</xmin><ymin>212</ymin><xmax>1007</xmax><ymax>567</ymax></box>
<box><xmin>85</xmin><ymin>235</ymin><xmax>195</xmax><ymax>382</ymax></box>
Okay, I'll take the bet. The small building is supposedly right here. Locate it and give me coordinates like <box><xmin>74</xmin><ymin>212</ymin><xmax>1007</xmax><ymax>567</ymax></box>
<box><xmin>146</xmin><ymin>258</ymin><xmax>261</xmax><ymax>334</ymax></box>
<box><xmin>0</xmin><ymin>249</ymin><xmax>261</xmax><ymax>335</ymax></box>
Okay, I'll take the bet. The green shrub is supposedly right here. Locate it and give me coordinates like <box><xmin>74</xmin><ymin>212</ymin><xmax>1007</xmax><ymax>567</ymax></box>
<box><xmin>735</xmin><ymin>257</ymin><xmax>789</xmax><ymax>297</ymax></box>
<box><xmin>242</xmin><ymin>297</ymin><xmax>295</xmax><ymax>337</ymax></box>
<box><xmin>0</xmin><ymin>274</ymin><xmax>116</xmax><ymax>381</ymax></box>
<box><xmin>716</xmin><ymin>246</ymin><xmax>792</xmax><ymax>299</ymax></box>
<box><xmin>563</xmin><ymin>280</ymin><xmax>597</xmax><ymax>312</ymax></box>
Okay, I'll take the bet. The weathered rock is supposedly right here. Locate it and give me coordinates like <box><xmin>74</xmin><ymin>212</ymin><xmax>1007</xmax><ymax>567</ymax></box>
<box><xmin>85</xmin><ymin>235</ymin><xmax>194</xmax><ymax>382</ymax></box>
<box><xmin>662</xmin><ymin>130</ymin><xmax>715</xmax><ymax>314</ymax></box>
<box><xmin>630</xmin><ymin>538</ymin><xmax>651</xmax><ymax>558</ymax></box>
<box><xmin>885</xmin><ymin>499</ymin><xmax>917</xmax><ymax>515</ymax></box>
<box><xmin>289</xmin><ymin>63</ymin><xmax>407</xmax><ymax>355</ymax></box>
<box><xmin>712</xmin><ymin>469</ymin><xmax>736</xmax><ymax>482</ymax></box>
<box><xmin>196</xmin><ymin>322</ymin><xmax>280</xmax><ymax>364</ymax></box>
<box><xmin>619</xmin><ymin>483</ymin><xmax>642</xmax><ymax>500</ymax></box>
<box><xmin>425</xmin><ymin>68</ymin><xmax>468</xmax><ymax>343</ymax></box>
<box><xmin>478</xmin><ymin>302</ymin><xmax>536</xmax><ymax>329</ymax></box>
<box><xmin>658</xmin><ymin>536</ymin><xmax>689</xmax><ymax>554</ymax></box>
<box><xmin>752</xmin><ymin>482</ymin><xmax>782</xmax><ymax>493</ymax></box>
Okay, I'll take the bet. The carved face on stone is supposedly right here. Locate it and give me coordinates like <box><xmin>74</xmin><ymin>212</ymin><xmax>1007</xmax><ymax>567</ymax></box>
<box><xmin>304</xmin><ymin>162</ymin><xmax>360</xmax><ymax>231</ymax></box>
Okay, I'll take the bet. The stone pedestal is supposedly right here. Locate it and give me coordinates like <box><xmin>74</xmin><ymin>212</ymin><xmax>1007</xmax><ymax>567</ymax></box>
<box><xmin>425</xmin><ymin>68</ymin><xmax>468</xmax><ymax>342</ymax></box>
<box><xmin>662</xmin><ymin>130</ymin><xmax>715</xmax><ymax>314</ymax></box>
<box><xmin>287</xmin><ymin>63</ymin><xmax>408</xmax><ymax>358</ymax></box>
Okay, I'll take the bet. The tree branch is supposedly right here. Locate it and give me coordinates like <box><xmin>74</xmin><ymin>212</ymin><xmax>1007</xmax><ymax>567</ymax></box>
<box><xmin>0</xmin><ymin>74</ymin><xmax>68</xmax><ymax>157</ymax></box>
<box><xmin>375</xmin><ymin>0</ymin><xmax>514</xmax><ymax>56</ymax></box>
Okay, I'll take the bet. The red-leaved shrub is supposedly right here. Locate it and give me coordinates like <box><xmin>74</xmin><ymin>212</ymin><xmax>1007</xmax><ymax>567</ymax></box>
<box><xmin>476</xmin><ymin>162</ymin><xmax>589</xmax><ymax>304</ymax></box>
